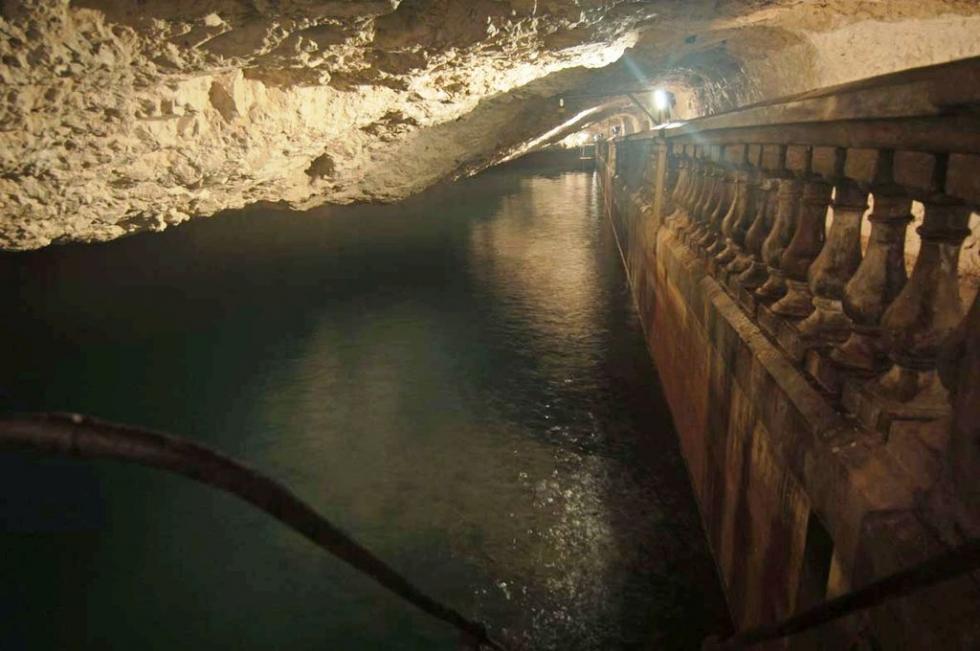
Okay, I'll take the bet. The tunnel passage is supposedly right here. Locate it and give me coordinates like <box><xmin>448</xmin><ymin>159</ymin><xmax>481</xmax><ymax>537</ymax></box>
<box><xmin>3</xmin><ymin>1</ymin><xmax>980</xmax><ymax>649</ymax></box>
<box><xmin>3</xmin><ymin>1</ymin><xmax>980</xmax><ymax>250</ymax></box>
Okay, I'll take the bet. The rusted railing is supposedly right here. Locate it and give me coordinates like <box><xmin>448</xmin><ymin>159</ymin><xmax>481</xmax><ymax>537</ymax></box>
<box><xmin>704</xmin><ymin>537</ymin><xmax>980</xmax><ymax>649</ymax></box>
<box><xmin>0</xmin><ymin>413</ymin><xmax>506</xmax><ymax>650</ymax></box>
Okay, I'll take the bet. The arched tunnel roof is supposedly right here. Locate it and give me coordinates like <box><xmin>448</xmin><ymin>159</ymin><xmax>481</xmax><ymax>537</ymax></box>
<box><xmin>2</xmin><ymin>0</ymin><xmax>980</xmax><ymax>248</ymax></box>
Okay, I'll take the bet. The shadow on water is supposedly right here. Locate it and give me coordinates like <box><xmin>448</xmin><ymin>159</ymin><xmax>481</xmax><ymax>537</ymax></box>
<box><xmin>0</xmin><ymin>168</ymin><xmax>730</xmax><ymax>650</ymax></box>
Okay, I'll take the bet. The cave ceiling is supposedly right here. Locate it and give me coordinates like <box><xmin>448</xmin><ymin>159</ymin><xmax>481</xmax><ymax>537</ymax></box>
<box><xmin>1</xmin><ymin>0</ymin><xmax>978</xmax><ymax>249</ymax></box>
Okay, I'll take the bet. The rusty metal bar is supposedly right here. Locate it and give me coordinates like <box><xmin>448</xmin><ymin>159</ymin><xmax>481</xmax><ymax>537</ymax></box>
<box><xmin>702</xmin><ymin>536</ymin><xmax>980</xmax><ymax>649</ymax></box>
<box><xmin>0</xmin><ymin>412</ymin><xmax>507</xmax><ymax>651</ymax></box>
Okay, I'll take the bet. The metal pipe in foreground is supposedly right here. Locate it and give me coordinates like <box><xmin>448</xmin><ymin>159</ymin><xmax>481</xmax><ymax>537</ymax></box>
<box><xmin>703</xmin><ymin>538</ymin><xmax>980</xmax><ymax>649</ymax></box>
<box><xmin>0</xmin><ymin>412</ymin><xmax>506</xmax><ymax>651</ymax></box>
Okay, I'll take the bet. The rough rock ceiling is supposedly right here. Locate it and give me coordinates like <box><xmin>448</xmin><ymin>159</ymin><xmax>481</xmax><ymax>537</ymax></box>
<box><xmin>1</xmin><ymin>0</ymin><xmax>979</xmax><ymax>249</ymax></box>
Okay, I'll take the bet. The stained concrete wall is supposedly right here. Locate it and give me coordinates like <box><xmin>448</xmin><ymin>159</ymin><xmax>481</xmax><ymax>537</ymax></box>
<box><xmin>598</xmin><ymin>143</ymin><xmax>980</xmax><ymax>649</ymax></box>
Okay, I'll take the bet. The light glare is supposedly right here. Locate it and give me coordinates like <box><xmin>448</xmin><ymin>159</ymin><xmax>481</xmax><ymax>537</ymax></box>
<box><xmin>653</xmin><ymin>88</ymin><xmax>669</xmax><ymax>111</ymax></box>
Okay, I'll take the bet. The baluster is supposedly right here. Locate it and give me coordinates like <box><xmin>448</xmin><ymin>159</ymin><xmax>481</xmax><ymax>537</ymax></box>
<box><xmin>714</xmin><ymin>168</ymin><xmax>747</xmax><ymax>265</ymax></box>
<box><xmin>713</xmin><ymin>147</ymin><xmax>748</xmax><ymax>264</ymax></box>
<box><xmin>771</xmin><ymin>149</ymin><xmax>833</xmax><ymax>317</ymax></box>
<box><xmin>871</xmin><ymin>155</ymin><xmax>972</xmax><ymax>411</ymax></box>
<box><xmin>700</xmin><ymin>156</ymin><xmax>735</xmax><ymax>255</ymax></box>
<box><xmin>675</xmin><ymin>154</ymin><xmax>699</xmax><ymax>239</ymax></box>
<box><xmin>682</xmin><ymin>152</ymin><xmax>699</xmax><ymax>206</ymax></box>
<box><xmin>754</xmin><ymin>175</ymin><xmax>803</xmax><ymax>303</ymax></box>
<box><xmin>685</xmin><ymin>154</ymin><xmax>712</xmax><ymax>243</ymax></box>
<box><xmin>831</xmin><ymin>150</ymin><xmax>911</xmax><ymax>375</ymax></box>
<box><xmin>698</xmin><ymin>147</ymin><xmax>729</xmax><ymax>246</ymax></box>
<box><xmin>736</xmin><ymin>160</ymin><xmax>783</xmax><ymax>290</ymax></box>
<box><xmin>666</xmin><ymin>155</ymin><xmax>690</xmax><ymax>231</ymax></box>
<box><xmin>679</xmin><ymin>151</ymin><xmax>700</xmax><ymax>211</ymax></box>
<box><xmin>704</xmin><ymin>153</ymin><xmax>739</xmax><ymax>256</ymax></box>
<box><xmin>687</xmin><ymin>153</ymin><xmax>716</xmax><ymax>244</ymax></box>
<box><xmin>797</xmin><ymin>173</ymin><xmax>867</xmax><ymax>343</ymax></box>
<box><xmin>797</xmin><ymin>146</ymin><xmax>865</xmax><ymax>343</ymax></box>
<box><xmin>722</xmin><ymin>146</ymin><xmax>763</xmax><ymax>273</ymax></box>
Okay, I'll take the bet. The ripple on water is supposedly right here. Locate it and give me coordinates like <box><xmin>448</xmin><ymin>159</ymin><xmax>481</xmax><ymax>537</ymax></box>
<box><xmin>0</xmin><ymin>169</ymin><xmax>729</xmax><ymax>650</ymax></box>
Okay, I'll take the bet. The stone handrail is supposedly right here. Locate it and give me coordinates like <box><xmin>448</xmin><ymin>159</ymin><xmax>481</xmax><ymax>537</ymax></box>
<box><xmin>603</xmin><ymin>55</ymin><xmax>980</xmax><ymax>565</ymax></box>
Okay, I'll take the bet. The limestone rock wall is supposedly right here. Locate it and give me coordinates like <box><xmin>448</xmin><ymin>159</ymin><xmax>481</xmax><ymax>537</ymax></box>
<box><xmin>2</xmin><ymin>0</ymin><xmax>979</xmax><ymax>250</ymax></box>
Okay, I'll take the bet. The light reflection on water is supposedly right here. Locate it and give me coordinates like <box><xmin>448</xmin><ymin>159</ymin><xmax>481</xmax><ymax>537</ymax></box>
<box><xmin>0</xmin><ymin>169</ymin><xmax>729</xmax><ymax>650</ymax></box>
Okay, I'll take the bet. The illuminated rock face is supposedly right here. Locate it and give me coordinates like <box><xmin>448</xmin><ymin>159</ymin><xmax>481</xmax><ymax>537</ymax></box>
<box><xmin>2</xmin><ymin>0</ymin><xmax>979</xmax><ymax>249</ymax></box>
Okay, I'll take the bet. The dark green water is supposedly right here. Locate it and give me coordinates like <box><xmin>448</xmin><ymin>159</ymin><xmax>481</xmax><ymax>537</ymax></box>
<box><xmin>0</xmin><ymin>169</ymin><xmax>729</xmax><ymax>650</ymax></box>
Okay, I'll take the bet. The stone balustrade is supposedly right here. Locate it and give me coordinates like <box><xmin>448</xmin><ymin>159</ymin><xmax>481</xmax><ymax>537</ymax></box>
<box><xmin>622</xmin><ymin>70</ymin><xmax>980</xmax><ymax>493</ymax></box>
<box><xmin>596</xmin><ymin>58</ymin><xmax>980</xmax><ymax>647</ymax></box>
<box><xmin>652</xmin><ymin>136</ymin><xmax>977</xmax><ymax>443</ymax></box>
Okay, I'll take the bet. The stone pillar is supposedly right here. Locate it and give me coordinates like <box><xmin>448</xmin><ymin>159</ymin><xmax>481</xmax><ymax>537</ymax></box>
<box><xmin>715</xmin><ymin>147</ymin><xmax>751</xmax><ymax>267</ymax></box>
<box><xmin>714</xmin><ymin>168</ymin><xmax>747</xmax><ymax>265</ymax></box>
<box><xmin>797</xmin><ymin>178</ymin><xmax>867</xmax><ymax>343</ymax></box>
<box><xmin>672</xmin><ymin>150</ymin><xmax>698</xmax><ymax>233</ymax></box>
<box><xmin>871</xmin><ymin>191</ymin><xmax>971</xmax><ymax>412</ymax></box>
<box><xmin>680</xmin><ymin>151</ymin><xmax>701</xmax><ymax>210</ymax></box>
<box><xmin>736</xmin><ymin>177</ymin><xmax>777</xmax><ymax>289</ymax></box>
<box><xmin>723</xmin><ymin>148</ymin><xmax>763</xmax><ymax>274</ymax></box>
<box><xmin>666</xmin><ymin>156</ymin><xmax>690</xmax><ymax>231</ymax></box>
<box><xmin>690</xmin><ymin>157</ymin><xmax>722</xmax><ymax>246</ymax></box>
<box><xmin>700</xmin><ymin>160</ymin><xmax>736</xmax><ymax>254</ymax></box>
<box><xmin>771</xmin><ymin>171</ymin><xmax>833</xmax><ymax>317</ymax></box>
<box><xmin>685</xmin><ymin>154</ymin><xmax>714</xmax><ymax>243</ymax></box>
<box><xmin>754</xmin><ymin>176</ymin><xmax>803</xmax><ymax>303</ymax></box>
<box><xmin>831</xmin><ymin>151</ymin><xmax>911</xmax><ymax>375</ymax></box>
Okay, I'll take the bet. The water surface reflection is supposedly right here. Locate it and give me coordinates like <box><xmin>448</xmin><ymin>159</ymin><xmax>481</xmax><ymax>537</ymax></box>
<box><xmin>0</xmin><ymin>169</ymin><xmax>729</xmax><ymax>650</ymax></box>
